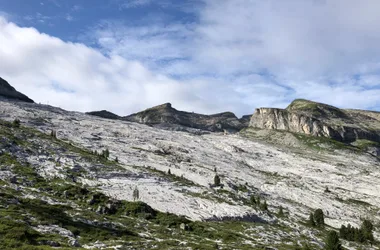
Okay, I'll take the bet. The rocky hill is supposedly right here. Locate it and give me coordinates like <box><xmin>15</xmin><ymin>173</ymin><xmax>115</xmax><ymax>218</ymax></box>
<box><xmin>123</xmin><ymin>102</ymin><xmax>249</xmax><ymax>133</ymax></box>
<box><xmin>86</xmin><ymin>110</ymin><xmax>120</xmax><ymax>120</ymax></box>
<box><xmin>250</xmin><ymin>99</ymin><xmax>380</xmax><ymax>145</ymax></box>
<box><xmin>0</xmin><ymin>98</ymin><xmax>379</xmax><ymax>249</ymax></box>
<box><xmin>0</xmin><ymin>77</ymin><xmax>34</xmax><ymax>103</ymax></box>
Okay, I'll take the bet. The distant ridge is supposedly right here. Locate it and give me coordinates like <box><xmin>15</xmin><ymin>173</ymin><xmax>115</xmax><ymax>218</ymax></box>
<box><xmin>122</xmin><ymin>102</ymin><xmax>250</xmax><ymax>133</ymax></box>
<box><xmin>86</xmin><ymin>110</ymin><xmax>120</xmax><ymax>120</ymax></box>
<box><xmin>0</xmin><ymin>77</ymin><xmax>34</xmax><ymax>103</ymax></box>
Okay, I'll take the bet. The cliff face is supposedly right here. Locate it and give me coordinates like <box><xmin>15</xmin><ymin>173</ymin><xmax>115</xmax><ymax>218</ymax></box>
<box><xmin>249</xmin><ymin>100</ymin><xmax>380</xmax><ymax>143</ymax></box>
<box><xmin>0</xmin><ymin>77</ymin><xmax>34</xmax><ymax>103</ymax></box>
<box><xmin>123</xmin><ymin>103</ymin><xmax>246</xmax><ymax>132</ymax></box>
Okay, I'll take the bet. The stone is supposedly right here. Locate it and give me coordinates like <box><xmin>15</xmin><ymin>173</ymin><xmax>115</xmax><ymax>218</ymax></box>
<box><xmin>122</xmin><ymin>103</ymin><xmax>248</xmax><ymax>133</ymax></box>
<box><xmin>68</xmin><ymin>239</ymin><xmax>81</xmax><ymax>247</ymax></box>
<box><xmin>250</xmin><ymin>99</ymin><xmax>380</xmax><ymax>143</ymax></box>
<box><xmin>0</xmin><ymin>77</ymin><xmax>34</xmax><ymax>103</ymax></box>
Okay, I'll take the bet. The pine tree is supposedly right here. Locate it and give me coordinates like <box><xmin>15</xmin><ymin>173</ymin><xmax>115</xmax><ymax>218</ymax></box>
<box><xmin>214</xmin><ymin>174</ymin><xmax>221</xmax><ymax>186</ymax></box>
<box><xmin>115</xmin><ymin>157</ymin><xmax>119</xmax><ymax>163</ymax></box>
<box><xmin>250</xmin><ymin>195</ymin><xmax>256</xmax><ymax>205</ymax></box>
<box><xmin>12</xmin><ymin>118</ymin><xmax>21</xmax><ymax>128</ymax></box>
<box><xmin>260</xmin><ymin>200</ymin><xmax>268</xmax><ymax>211</ymax></box>
<box><xmin>133</xmin><ymin>187</ymin><xmax>139</xmax><ymax>201</ymax></box>
<box><xmin>278</xmin><ymin>206</ymin><xmax>284</xmax><ymax>217</ymax></box>
<box><xmin>309</xmin><ymin>213</ymin><xmax>316</xmax><ymax>227</ymax></box>
<box><xmin>168</xmin><ymin>169</ymin><xmax>171</xmax><ymax>175</ymax></box>
<box><xmin>314</xmin><ymin>209</ymin><xmax>325</xmax><ymax>227</ymax></box>
<box><xmin>324</xmin><ymin>230</ymin><xmax>342</xmax><ymax>250</ymax></box>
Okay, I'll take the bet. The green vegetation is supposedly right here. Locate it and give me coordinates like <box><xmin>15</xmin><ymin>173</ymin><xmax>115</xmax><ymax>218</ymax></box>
<box><xmin>339</xmin><ymin>220</ymin><xmax>374</xmax><ymax>244</ymax></box>
<box><xmin>324</xmin><ymin>230</ymin><xmax>342</xmax><ymax>250</ymax></box>
<box><xmin>214</xmin><ymin>174</ymin><xmax>221</xmax><ymax>186</ymax></box>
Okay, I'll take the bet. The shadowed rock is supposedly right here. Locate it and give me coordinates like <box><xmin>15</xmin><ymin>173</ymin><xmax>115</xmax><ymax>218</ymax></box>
<box><xmin>86</xmin><ymin>110</ymin><xmax>120</xmax><ymax>120</ymax></box>
<box><xmin>0</xmin><ymin>77</ymin><xmax>33</xmax><ymax>103</ymax></box>
<box><xmin>123</xmin><ymin>103</ymin><xmax>247</xmax><ymax>132</ymax></box>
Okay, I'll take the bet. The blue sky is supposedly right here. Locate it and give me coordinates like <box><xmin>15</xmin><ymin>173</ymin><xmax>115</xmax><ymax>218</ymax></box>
<box><xmin>1</xmin><ymin>0</ymin><xmax>380</xmax><ymax>116</ymax></box>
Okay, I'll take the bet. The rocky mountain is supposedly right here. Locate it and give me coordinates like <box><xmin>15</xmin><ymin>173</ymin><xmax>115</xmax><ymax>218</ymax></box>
<box><xmin>123</xmin><ymin>102</ymin><xmax>248</xmax><ymax>133</ymax></box>
<box><xmin>0</xmin><ymin>95</ymin><xmax>379</xmax><ymax>249</ymax></box>
<box><xmin>86</xmin><ymin>110</ymin><xmax>120</xmax><ymax>120</ymax></box>
<box><xmin>250</xmin><ymin>99</ymin><xmax>380</xmax><ymax>145</ymax></box>
<box><xmin>0</xmin><ymin>77</ymin><xmax>34</xmax><ymax>103</ymax></box>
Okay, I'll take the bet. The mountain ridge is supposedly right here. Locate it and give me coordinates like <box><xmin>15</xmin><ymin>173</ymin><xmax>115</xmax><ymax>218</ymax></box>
<box><xmin>250</xmin><ymin>99</ymin><xmax>380</xmax><ymax>144</ymax></box>
<box><xmin>0</xmin><ymin>77</ymin><xmax>34</xmax><ymax>103</ymax></box>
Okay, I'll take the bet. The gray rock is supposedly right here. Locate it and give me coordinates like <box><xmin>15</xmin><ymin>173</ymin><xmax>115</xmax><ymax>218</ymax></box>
<box><xmin>68</xmin><ymin>239</ymin><xmax>81</xmax><ymax>247</ymax></box>
<box><xmin>250</xmin><ymin>99</ymin><xmax>380</xmax><ymax>143</ymax></box>
<box><xmin>122</xmin><ymin>103</ymin><xmax>247</xmax><ymax>133</ymax></box>
<box><xmin>0</xmin><ymin>77</ymin><xmax>33</xmax><ymax>103</ymax></box>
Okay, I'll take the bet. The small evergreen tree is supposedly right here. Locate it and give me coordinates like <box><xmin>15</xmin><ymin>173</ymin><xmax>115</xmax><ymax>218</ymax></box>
<box><xmin>50</xmin><ymin>130</ymin><xmax>57</xmax><ymax>138</ymax></box>
<box><xmin>250</xmin><ymin>195</ymin><xmax>256</xmax><ymax>205</ymax></box>
<box><xmin>214</xmin><ymin>174</ymin><xmax>221</xmax><ymax>186</ymax></box>
<box><xmin>314</xmin><ymin>209</ymin><xmax>325</xmax><ymax>227</ymax></box>
<box><xmin>12</xmin><ymin>118</ymin><xmax>20</xmax><ymax>128</ymax></box>
<box><xmin>168</xmin><ymin>169</ymin><xmax>171</xmax><ymax>175</ymax></box>
<box><xmin>324</xmin><ymin>230</ymin><xmax>342</xmax><ymax>250</ymax></box>
<box><xmin>260</xmin><ymin>200</ymin><xmax>268</xmax><ymax>211</ymax></box>
<box><xmin>115</xmin><ymin>157</ymin><xmax>119</xmax><ymax>163</ymax></box>
<box><xmin>309</xmin><ymin>213</ymin><xmax>316</xmax><ymax>227</ymax></box>
<box><xmin>278</xmin><ymin>206</ymin><xmax>284</xmax><ymax>217</ymax></box>
<box><xmin>133</xmin><ymin>186</ymin><xmax>139</xmax><ymax>201</ymax></box>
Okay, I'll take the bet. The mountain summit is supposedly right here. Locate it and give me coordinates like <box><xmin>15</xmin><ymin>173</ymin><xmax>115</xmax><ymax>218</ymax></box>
<box><xmin>0</xmin><ymin>77</ymin><xmax>34</xmax><ymax>103</ymax></box>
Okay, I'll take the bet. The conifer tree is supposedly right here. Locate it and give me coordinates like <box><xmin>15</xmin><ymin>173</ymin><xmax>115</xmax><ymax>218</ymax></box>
<box><xmin>324</xmin><ymin>230</ymin><xmax>342</xmax><ymax>250</ymax></box>
<box><xmin>314</xmin><ymin>209</ymin><xmax>325</xmax><ymax>227</ymax></box>
<box><xmin>309</xmin><ymin>213</ymin><xmax>316</xmax><ymax>227</ymax></box>
<box><xmin>214</xmin><ymin>174</ymin><xmax>221</xmax><ymax>186</ymax></box>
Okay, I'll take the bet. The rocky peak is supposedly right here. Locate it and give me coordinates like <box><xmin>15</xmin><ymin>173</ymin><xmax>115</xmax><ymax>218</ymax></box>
<box><xmin>0</xmin><ymin>77</ymin><xmax>34</xmax><ymax>103</ymax></box>
<box><xmin>86</xmin><ymin>110</ymin><xmax>120</xmax><ymax>120</ymax></box>
<box><xmin>123</xmin><ymin>103</ymin><xmax>246</xmax><ymax>133</ymax></box>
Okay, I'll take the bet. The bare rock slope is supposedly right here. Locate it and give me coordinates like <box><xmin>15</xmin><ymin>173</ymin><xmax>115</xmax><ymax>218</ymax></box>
<box><xmin>250</xmin><ymin>99</ymin><xmax>380</xmax><ymax>144</ymax></box>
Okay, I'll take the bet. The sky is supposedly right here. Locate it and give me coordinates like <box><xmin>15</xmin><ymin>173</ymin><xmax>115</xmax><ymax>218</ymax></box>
<box><xmin>1</xmin><ymin>0</ymin><xmax>380</xmax><ymax>117</ymax></box>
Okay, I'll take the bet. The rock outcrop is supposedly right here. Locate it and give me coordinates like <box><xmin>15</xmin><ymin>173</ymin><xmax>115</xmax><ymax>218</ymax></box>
<box><xmin>123</xmin><ymin>103</ymin><xmax>246</xmax><ymax>133</ymax></box>
<box><xmin>250</xmin><ymin>99</ymin><xmax>380</xmax><ymax>143</ymax></box>
<box><xmin>0</xmin><ymin>77</ymin><xmax>33</xmax><ymax>103</ymax></box>
<box><xmin>86</xmin><ymin>110</ymin><xmax>120</xmax><ymax>120</ymax></box>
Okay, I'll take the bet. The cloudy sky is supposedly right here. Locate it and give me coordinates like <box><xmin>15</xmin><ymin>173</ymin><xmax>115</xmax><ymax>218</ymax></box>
<box><xmin>1</xmin><ymin>0</ymin><xmax>380</xmax><ymax>116</ymax></box>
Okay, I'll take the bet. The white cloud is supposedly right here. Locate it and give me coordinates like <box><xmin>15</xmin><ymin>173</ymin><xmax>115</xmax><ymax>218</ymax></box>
<box><xmin>66</xmin><ymin>14</ymin><xmax>73</xmax><ymax>22</ymax></box>
<box><xmin>93</xmin><ymin>0</ymin><xmax>380</xmax><ymax>112</ymax></box>
<box><xmin>0</xmin><ymin>16</ymin><xmax>264</xmax><ymax>116</ymax></box>
<box><xmin>2</xmin><ymin>0</ymin><xmax>380</xmax><ymax>117</ymax></box>
<box><xmin>119</xmin><ymin>0</ymin><xmax>153</xmax><ymax>9</ymax></box>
